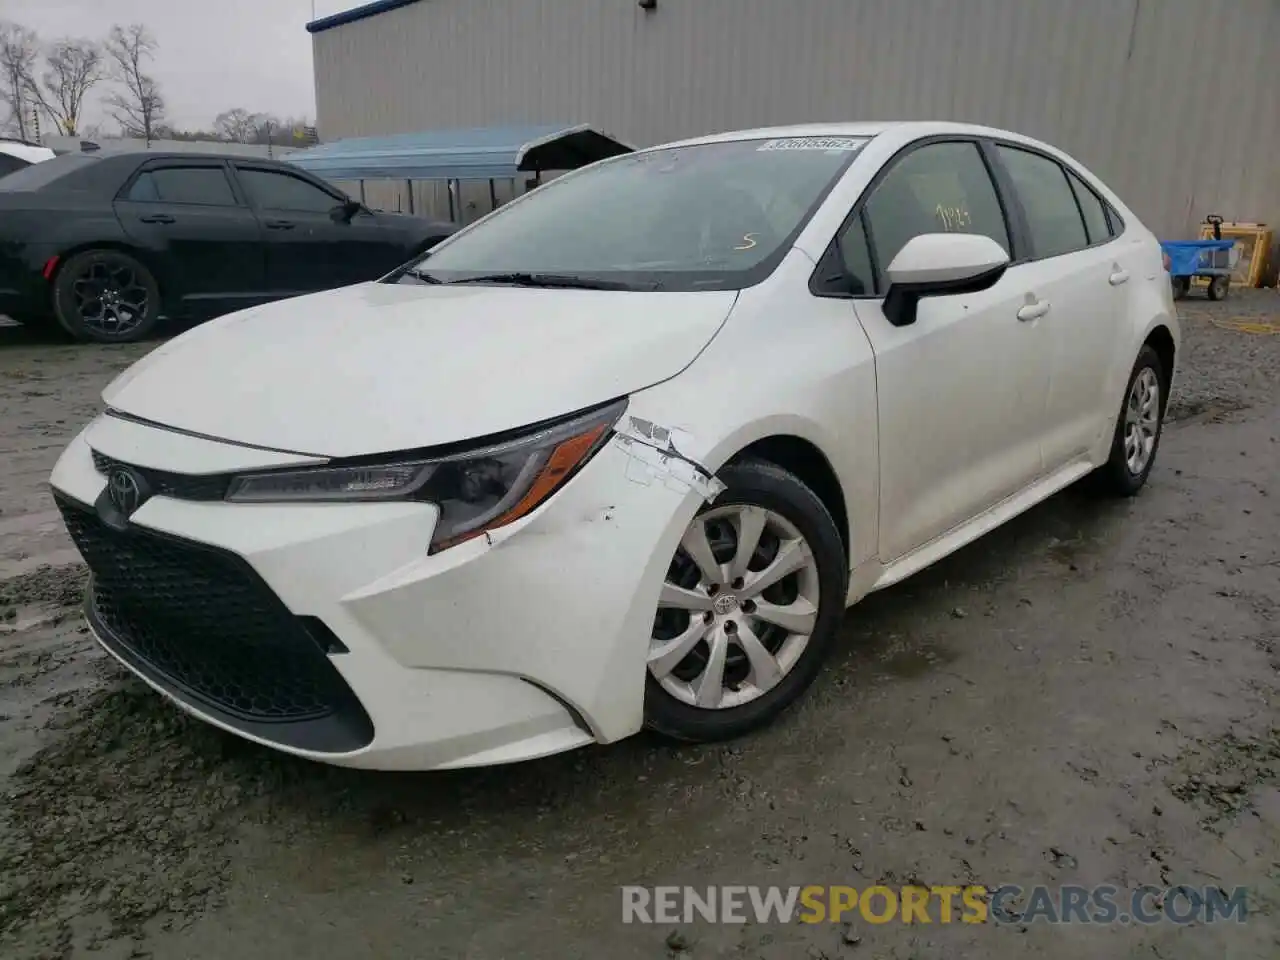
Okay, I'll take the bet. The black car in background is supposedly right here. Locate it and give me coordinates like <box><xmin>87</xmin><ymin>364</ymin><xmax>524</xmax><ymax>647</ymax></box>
<box><xmin>0</xmin><ymin>151</ymin><xmax>455</xmax><ymax>343</ymax></box>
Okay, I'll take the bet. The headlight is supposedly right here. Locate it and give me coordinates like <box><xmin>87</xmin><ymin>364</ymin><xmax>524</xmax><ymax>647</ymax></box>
<box><xmin>225</xmin><ymin>399</ymin><xmax>627</xmax><ymax>552</ymax></box>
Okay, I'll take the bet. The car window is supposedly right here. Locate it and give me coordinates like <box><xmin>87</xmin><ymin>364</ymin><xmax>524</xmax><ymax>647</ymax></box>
<box><xmin>1066</xmin><ymin>169</ymin><xmax>1111</xmax><ymax>245</ymax></box>
<box><xmin>836</xmin><ymin>213</ymin><xmax>876</xmax><ymax>295</ymax></box>
<box><xmin>863</xmin><ymin>141</ymin><xmax>1009</xmax><ymax>278</ymax></box>
<box><xmin>238</xmin><ymin>168</ymin><xmax>341</xmax><ymax>213</ymax></box>
<box><xmin>1106</xmin><ymin>203</ymin><xmax>1125</xmax><ymax>235</ymax></box>
<box><xmin>996</xmin><ymin>146</ymin><xmax>1088</xmax><ymax>259</ymax></box>
<box><xmin>127</xmin><ymin>167</ymin><xmax>237</xmax><ymax>206</ymax></box>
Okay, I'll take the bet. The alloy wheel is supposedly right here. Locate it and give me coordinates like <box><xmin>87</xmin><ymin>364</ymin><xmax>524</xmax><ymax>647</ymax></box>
<box><xmin>649</xmin><ymin>504</ymin><xmax>821</xmax><ymax>710</ymax></box>
<box><xmin>70</xmin><ymin>257</ymin><xmax>151</xmax><ymax>338</ymax></box>
<box><xmin>1124</xmin><ymin>366</ymin><xmax>1160</xmax><ymax>475</ymax></box>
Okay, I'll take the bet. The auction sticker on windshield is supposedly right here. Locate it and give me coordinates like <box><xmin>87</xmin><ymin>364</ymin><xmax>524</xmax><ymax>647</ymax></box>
<box><xmin>757</xmin><ymin>136</ymin><xmax>869</xmax><ymax>152</ymax></box>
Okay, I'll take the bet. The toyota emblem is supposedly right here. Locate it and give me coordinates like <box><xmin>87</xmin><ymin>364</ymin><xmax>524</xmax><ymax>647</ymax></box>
<box><xmin>712</xmin><ymin>594</ymin><xmax>740</xmax><ymax>616</ymax></box>
<box><xmin>107</xmin><ymin>466</ymin><xmax>146</xmax><ymax>517</ymax></box>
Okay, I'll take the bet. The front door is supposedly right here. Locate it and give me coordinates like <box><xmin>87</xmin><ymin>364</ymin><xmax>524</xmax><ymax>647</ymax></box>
<box><xmin>232</xmin><ymin>165</ymin><xmax>405</xmax><ymax>294</ymax></box>
<box><xmin>841</xmin><ymin>139</ymin><xmax>1051</xmax><ymax>561</ymax></box>
<box><xmin>114</xmin><ymin>161</ymin><xmax>267</xmax><ymax>316</ymax></box>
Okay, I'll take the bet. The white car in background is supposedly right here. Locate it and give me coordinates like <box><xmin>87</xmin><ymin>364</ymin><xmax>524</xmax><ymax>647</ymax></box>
<box><xmin>50</xmin><ymin>122</ymin><xmax>1177</xmax><ymax>770</ymax></box>
<box><xmin>0</xmin><ymin>138</ymin><xmax>56</xmax><ymax>177</ymax></box>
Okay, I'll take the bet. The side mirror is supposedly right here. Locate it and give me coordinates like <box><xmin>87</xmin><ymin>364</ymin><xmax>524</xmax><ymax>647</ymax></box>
<box><xmin>882</xmin><ymin>233</ymin><xmax>1010</xmax><ymax>327</ymax></box>
<box><xmin>332</xmin><ymin>199</ymin><xmax>364</xmax><ymax>223</ymax></box>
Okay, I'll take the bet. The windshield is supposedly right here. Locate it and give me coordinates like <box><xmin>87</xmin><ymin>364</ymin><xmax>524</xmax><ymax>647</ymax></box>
<box><xmin>399</xmin><ymin>135</ymin><xmax>870</xmax><ymax>291</ymax></box>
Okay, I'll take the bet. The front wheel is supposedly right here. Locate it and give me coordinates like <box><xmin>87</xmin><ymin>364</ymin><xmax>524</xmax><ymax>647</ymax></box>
<box><xmin>1091</xmin><ymin>345</ymin><xmax>1165</xmax><ymax>497</ymax></box>
<box><xmin>51</xmin><ymin>250</ymin><xmax>161</xmax><ymax>344</ymax></box>
<box><xmin>643</xmin><ymin>459</ymin><xmax>848</xmax><ymax>742</ymax></box>
<box><xmin>1206</xmin><ymin>275</ymin><xmax>1230</xmax><ymax>301</ymax></box>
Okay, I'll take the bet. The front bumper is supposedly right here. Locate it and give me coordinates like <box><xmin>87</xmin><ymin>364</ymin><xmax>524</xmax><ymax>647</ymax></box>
<box><xmin>50</xmin><ymin>413</ymin><xmax>697</xmax><ymax>770</ymax></box>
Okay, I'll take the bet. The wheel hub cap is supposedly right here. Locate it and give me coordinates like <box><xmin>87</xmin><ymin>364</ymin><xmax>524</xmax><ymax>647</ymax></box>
<box><xmin>71</xmin><ymin>260</ymin><xmax>149</xmax><ymax>337</ymax></box>
<box><xmin>1123</xmin><ymin>367</ymin><xmax>1161</xmax><ymax>476</ymax></box>
<box><xmin>649</xmin><ymin>504</ymin><xmax>821</xmax><ymax>711</ymax></box>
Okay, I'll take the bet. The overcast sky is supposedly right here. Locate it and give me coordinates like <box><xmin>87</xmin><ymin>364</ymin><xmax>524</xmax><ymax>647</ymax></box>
<box><xmin>3</xmin><ymin>0</ymin><xmax>365</xmax><ymax>131</ymax></box>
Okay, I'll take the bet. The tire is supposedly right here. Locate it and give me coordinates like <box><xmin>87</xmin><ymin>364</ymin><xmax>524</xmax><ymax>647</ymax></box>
<box><xmin>1206</xmin><ymin>275</ymin><xmax>1229</xmax><ymax>301</ymax></box>
<box><xmin>643</xmin><ymin>458</ymin><xmax>849</xmax><ymax>742</ymax></box>
<box><xmin>1091</xmin><ymin>344</ymin><xmax>1166</xmax><ymax>497</ymax></box>
<box><xmin>1170</xmin><ymin>276</ymin><xmax>1189</xmax><ymax>300</ymax></box>
<box><xmin>51</xmin><ymin>249</ymin><xmax>161</xmax><ymax>344</ymax></box>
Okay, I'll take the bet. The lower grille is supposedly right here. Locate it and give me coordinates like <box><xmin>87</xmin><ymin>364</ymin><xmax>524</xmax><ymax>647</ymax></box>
<box><xmin>56</xmin><ymin>494</ymin><xmax>372</xmax><ymax>752</ymax></box>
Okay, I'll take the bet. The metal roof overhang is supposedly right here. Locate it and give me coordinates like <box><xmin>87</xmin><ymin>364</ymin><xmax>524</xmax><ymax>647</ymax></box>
<box><xmin>306</xmin><ymin>0</ymin><xmax>425</xmax><ymax>34</ymax></box>
<box><xmin>286</xmin><ymin>123</ymin><xmax>634</xmax><ymax>182</ymax></box>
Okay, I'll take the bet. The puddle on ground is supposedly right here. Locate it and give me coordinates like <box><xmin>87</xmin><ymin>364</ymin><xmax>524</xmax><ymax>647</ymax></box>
<box><xmin>877</xmin><ymin>642</ymin><xmax>959</xmax><ymax>679</ymax></box>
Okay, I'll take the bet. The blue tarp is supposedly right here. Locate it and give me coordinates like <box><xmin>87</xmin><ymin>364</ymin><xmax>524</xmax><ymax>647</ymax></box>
<box><xmin>1160</xmin><ymin>239</ymin><xmax>1235</xmax><ymax>277</ymax></box>
<box><xmin>286</xmin><ymin>123</ymin><xmax>633</xmax><ymax>182</ymax></box>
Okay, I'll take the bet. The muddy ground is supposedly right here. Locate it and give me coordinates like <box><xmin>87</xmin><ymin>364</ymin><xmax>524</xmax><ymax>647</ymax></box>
<box><xmin>0</xmin><ymin>295</ymin><xmax>1277</xmax><ymax>959</ymax></box>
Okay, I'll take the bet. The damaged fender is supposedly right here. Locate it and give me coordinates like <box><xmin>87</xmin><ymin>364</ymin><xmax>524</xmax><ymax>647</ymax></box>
<box><xmin>612</xmin><ymin>415</ymin><xmax>727</xmax><ymax>503</ymax></box>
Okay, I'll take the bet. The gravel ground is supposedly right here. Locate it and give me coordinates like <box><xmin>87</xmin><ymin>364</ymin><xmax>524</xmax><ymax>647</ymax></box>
<box><xmin>0</xmin><ymin>292</ymin><xmax>1277</xmax><ymax>959</ymax></box>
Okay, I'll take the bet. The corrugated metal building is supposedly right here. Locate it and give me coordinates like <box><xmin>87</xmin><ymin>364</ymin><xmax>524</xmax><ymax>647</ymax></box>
<box><xmin>309</xmin><ymin>0</ymin><xmax>1280</xmax><ymax>242</ymax></box>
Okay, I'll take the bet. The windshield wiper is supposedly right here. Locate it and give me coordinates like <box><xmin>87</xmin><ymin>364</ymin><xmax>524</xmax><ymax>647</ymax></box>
<box><xmin>444</xmin><ymin>272</ymin><xmax>631</xmax><ymax>291</ymax></box>
<box><xmin>400</xmin><ymin>267</ymin><xmax>442</xmax><ymax>284</ymax></box>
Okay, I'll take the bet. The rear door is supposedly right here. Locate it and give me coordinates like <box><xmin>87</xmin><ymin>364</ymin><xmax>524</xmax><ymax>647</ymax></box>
<box><xmin>991</xmin><ymin>144</ymin><xmax>1128</xmax><ymax>468</ymax></box>
<box><xmin>114</xmin><ymin>160</ymin><xmax>268</xmax><ymax>316</ymax></box>
<box><xmin>231</xmin><ymin>164</ymin><xmax>406</xmax><ymax>293</ymax></box>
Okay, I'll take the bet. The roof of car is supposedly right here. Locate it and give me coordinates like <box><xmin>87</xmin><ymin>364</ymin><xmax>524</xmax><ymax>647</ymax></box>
<box><xmin>83</xmin><ymin>149</ymin><xmax>294</xmax><ymax>164</ymax></box>
<box><xmin>654</xmin><ymin>121</ymin><xmax>1047</xmax><ymax>151</ymax></box>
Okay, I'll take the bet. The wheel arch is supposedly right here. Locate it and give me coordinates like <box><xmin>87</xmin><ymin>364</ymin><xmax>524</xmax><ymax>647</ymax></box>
<box><xmin>49</xmin><ymin>240</ymin><xmax>166</xmax><ymax>294</ymax></box>
<box><xmin>727</xmin><ymin>434</ymin><xmax>851</xmax><ymax>565</ymax></box>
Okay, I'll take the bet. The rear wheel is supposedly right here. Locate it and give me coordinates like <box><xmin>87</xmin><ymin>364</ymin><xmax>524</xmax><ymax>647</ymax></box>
<box><xmin>1091</xmin><ymin>345</ymin><xmax>1165</xmax><ymax>497</ymax></box>
<box><xmin>51</xmin><ymin>250</ymin><xmax>161</xmax><ymax>344</ymax></box>
<box><xmin>1206</xmin><ymin>275</ymin><xmax>1230</xmax><ymax>301</ymax></box>
<box><xmin>1170</xmin><ymin>276</ymin><xmax>1189</xmax><ymax>300</ymax></box>
<box><xmin>644</xmin><ymin>459</ymin><xmax>848</xmax><ymax>742</ymax></box>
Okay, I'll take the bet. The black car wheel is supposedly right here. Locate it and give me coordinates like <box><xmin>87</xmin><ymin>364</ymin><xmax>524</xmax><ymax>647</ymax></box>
<box><xmin>52</xmin><ymin>250</ymin><xmax>161</xmax><ymax>344</ymax></box>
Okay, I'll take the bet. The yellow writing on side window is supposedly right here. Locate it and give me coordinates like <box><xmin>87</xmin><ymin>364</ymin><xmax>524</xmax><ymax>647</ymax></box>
<box><xmin>935</xmin><ymin>203</ymin><xmax>972</xmax><ymax>231</ymax></box>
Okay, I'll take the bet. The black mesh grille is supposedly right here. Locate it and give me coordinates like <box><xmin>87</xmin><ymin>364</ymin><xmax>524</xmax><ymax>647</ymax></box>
<box><xmin>56</xmin><ymin>495</ymin><xmax>370</xmax><ymax>743</ymax></box>
<box><xmin>90</xmin><ymin>450</ymin><xmax>229</xmax><ymax>501</ymax></box>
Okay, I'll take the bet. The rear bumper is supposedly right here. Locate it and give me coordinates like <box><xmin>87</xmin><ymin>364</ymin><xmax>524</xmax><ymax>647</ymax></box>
<box><xmin>0</xmin><ymin>245</ymin><xmax>55</xmax><ymax>319</ymax></box>
<box><xmin>0</xmin><ymin>285</ymin><xmax>46</xmax><ymax>319</ymax></box>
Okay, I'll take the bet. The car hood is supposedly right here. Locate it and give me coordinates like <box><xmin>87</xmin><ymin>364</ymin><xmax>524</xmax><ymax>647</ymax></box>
<box><xmin>103</xmin><ymin>281</ymin><xmax>737</xmax><ymax>457</ymax></box>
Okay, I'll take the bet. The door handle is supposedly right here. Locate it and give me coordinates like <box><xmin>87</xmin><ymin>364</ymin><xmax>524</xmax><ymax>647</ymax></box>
<box><xmin>264</xmin><ymin>219</ymin><xmax>296</xmax><ymax>230</ymax></box>
<box><xmin>1016</xmin><ymin>300</ymin><xmax>1051</xmax><ymax>322</ymax></box>
<box><xmin>1109</xmin><ymin>269</ymin><xmax>1130</xmax><ymax>286</ymax></box>
<box><xmin>139</xmin><ymin>214</ymin><xmax>175</xmax><ymax>224</ymax></box>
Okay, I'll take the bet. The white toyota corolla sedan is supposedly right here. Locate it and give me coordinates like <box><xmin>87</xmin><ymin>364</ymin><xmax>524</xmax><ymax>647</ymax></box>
<box><xmin>51</xmin><ymin>122</ymin><xmax>1178</xmax><ymax>770</ymax></box>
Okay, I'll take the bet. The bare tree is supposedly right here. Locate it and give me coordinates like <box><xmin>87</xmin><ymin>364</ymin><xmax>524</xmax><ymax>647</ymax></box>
<box><xmin>213</xmin><ymin>107</ymin><xmax>260</xmax><ymax>143</ymax></box>
<box><xmin>104</xmin><ymin>24</ymin><xmax>164</xmax><ymax>144</ymax></box>
<box><xmin>0</xmin><ymin>21</ymin><xmax>39</xmax><ymax>140</ymax></box>
<box><xmin>253</xmin><ymin>113</ymin><xmax>281</xmax><ymax>146</ymax></box>
<box><xmin>30</xmin><ymin>38</ymin><xmax>102</xmax><ymax>136</ymax></box>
